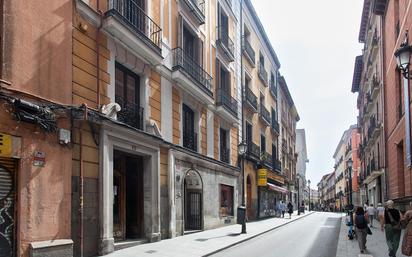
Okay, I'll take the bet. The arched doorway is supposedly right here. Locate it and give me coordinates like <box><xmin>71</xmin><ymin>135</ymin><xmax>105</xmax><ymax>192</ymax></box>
<box><xmin>246</xmin><ymin>175</ymin><xmax>252</xmax><ymax>219</ymax></box>
<box><xmin>184</xmin><ymin>170</ymin><xmax>203</xmax><ymax>231</ymax></box>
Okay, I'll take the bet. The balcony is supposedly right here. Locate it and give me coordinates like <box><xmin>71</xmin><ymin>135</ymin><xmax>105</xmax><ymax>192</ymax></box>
<box><xmin>104</xmin><ymin>0</ymin><xmax>163</xmax><ymax>65</ymax></box>
<box><xmin>246</xmin><ymin>141</ymin><xmax>260</xmax><ymax>160</ymax></box>
<box><xmin>172</xmin><ymin>47</ymin><xmax>214</xmax><ymax>105</ymax></box>
<box><xmin>273</xmin><ymin>158</ymin><xmax>282</xmax><ymax>172</ymax></box>
<box><xmin>242</xmin><ymin>37</ymin><xmax>255</xmax><ymax>66</ymax></box>
<box><xmin>259</xmin><ymin>105</ymin><xmax>271</xmax><ymax>126</ymax></box>
<box><xmin>271</xmin><ymin>115</ymin><xmax>280</xmax><ymax>135</ymax></box>
<box><xmin>183</xmin><ymin>131</ymin><xmax>198</xmax><ymax>152</ymax></box>
<box><xmin>115</xmin><ymin>95</ymin><xmax>144</xmax><ymax>130</ymax></box>
<box><xmin>258</xmin><ymin>63</ymin><xmax>268</xmax><ymax>85</ymax></box>
<box><xmin>371</xmin><ymin>74</ymin><xmax>380</xmax><ymax>99</ymax></box>
<box><xmin>262</xmin><ymin>152</ymin><xmax>272</xmax><ymax>169</ymax></box>
<box><xmin>182</xmin><ymin>0</ymin><xmax>205</xmax><ymax>25</ymax></box>
<box><xmin>220</xmin><ymin>147</ymin><xmax>230</xmax><ymax>164</ymax></box>
<box><xmin>217</xmin><ymin>26</ymin><xmax>235</xmax><ymax>62</ymax></box>
<box><xmin>270</xmin><ymin>79</ymin><xmax>277</xmax><ymax>97</ymax></box>
<box><xmin>364</xmin><ymin>159</ymin><xmax>384</xmax><ymax>184</ymax></box>
<box><xmin>244</xmin><ymin>87</ymin><xmax>258</xmax><ymax>112</ymax></box>
<box><xmin>365</xmin><ymin>92</ymin><xmax>373</xmax><ymax>114</ymax></box>
<box><xmin>282</xmin><ymin>139</ymin><xmax>287</xmax><ymax>152</ymax></box>
<box><xmin>367</xmin><ymin>115</ymin><xmax>382</xmax><ymax>144</ymax></box>
<box><xmin>216</xmin><ymin>88</ymin><xmax>238</xmax><ymax>123</ymax></box>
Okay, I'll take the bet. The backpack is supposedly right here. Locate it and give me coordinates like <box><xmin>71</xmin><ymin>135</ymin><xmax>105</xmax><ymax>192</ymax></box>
<box><xmin>355</xmin><ymin>214</ymin><xmax>367</xmax><ymax>229</ymax></box>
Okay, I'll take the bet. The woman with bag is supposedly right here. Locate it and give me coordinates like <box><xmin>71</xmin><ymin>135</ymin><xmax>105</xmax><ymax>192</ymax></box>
<box><xmin>401</xmin><ymin>207</ymin><xmax>412</xmax><ymax>256</ymax></box>
<box><xmin>380</xmin><ymin>200</ymin><xmax>402</xmax><ymax>257</ymax></box>
<box><xmin>354</xmin><ymin>206</ymin><xmax>369</xmax><ymax>254</ymax></box>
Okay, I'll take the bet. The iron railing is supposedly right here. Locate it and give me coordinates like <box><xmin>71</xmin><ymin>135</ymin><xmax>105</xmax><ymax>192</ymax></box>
<box><xmin>262</xmin><ymin>152</ymin><xmax>272</xmax><ymax>168</ymax></box>
<box><xmin>242</xmin><ymin>37</ymin><xmax>255</xmax><ymax>63</ymax></box>
<box><xmin>271</xmin><ymin>115</ymin><xmax>279</xmax><ymax>134</ymax></box>
<box><xmin>259</xmin><ymin>105</ymin><xmax>271</xmax><ymax>125</ymax></box>
<box><xmin>220</xmin><ymin>147</ymin><xmax>230</xmax><ymax>163</ymax></box>
<box><xmin>247</xmin><ymin>141</ymin><xmax>260</xmax><ymax>160</ymax></box>
<box><xmin>258</xmin><ymin>63</ymin><xmax>268</xmax><ymax>85</ymax></box>
<box><xmin>217</xmin><ymin>26</ymin><xmax>235</xmax><ymax>61</ymax></box>
<box><xmin>270</xmin><ymin>79</ymin><xmax>277</xmax><ymax>97</ymax></box>
<box><xmin>216</xmin><ymin>88</ymin><xmax>238</xmax><ymax>118</ymax></box>
<box><xmin>273</xmin><ymin>158</ymin><xmax>282</xmax><ymax>172</ymax></box>
<box><xmin>106</xmin><ymin>0</ymin><xmax>162</xmax><ymax>50</ymax></box>
<box><xmin>183</xmin><ymin>0</ymin><xmax>205</xmax><ymax>19</ymax></box>
<box><xmin>183</xmin><ymin>131</ymin><xmax>198</xmax><ymax>151</ymax></box>
<box><xmin>172</xmin><ymin>47</ymin><xmax>213</xmax><ymax>97</ymax></box>
<box><xmin>115</xmin><ymin>95</ymin><xmax>144</xmax><ymax>130</ymax></box>
<box><xmin>244</xmin><ymin>87</ymin><xmax>258</xmax><ymax>110</ymax></box>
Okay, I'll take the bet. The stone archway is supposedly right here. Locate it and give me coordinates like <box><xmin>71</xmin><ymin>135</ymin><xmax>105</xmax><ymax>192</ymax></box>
<box><xmin>183</xmin><ymin>169</ymin><xmax>203</xmax><ymax>231</ymax></box>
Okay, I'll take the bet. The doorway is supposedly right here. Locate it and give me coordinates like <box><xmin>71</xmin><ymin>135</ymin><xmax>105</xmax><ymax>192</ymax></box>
<box><xmin>113</xmin><ymin>151</ymin><xmax>144</xmax><ymax>241</ymax></box>
<box><xmin>246</xmin><ymin>175</ymin><xmax>252</xmax><ymax>219</ymax></box>
<box><xmin>0</xmin><ymin>158</ymin><xmax>16</xmax><ymax>257</ymax></box>
<box><xmin>184</xmin><ymin>170</ymin><xmax>203</xmax><ymax>231</ymax></box>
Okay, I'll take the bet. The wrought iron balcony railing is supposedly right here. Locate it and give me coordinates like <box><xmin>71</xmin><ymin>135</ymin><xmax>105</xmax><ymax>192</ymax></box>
<box><xmin>220</xmin><ymin>147</ymin><xmax>230</xmax><ymax>163</ymax></box>
<box><xmin>247</xmin><ymin>141</ymin><xmax>260</xmax><ymax>160</ymax></box>
<box><xmin>244</xmin><ymin>87</ymin><xmax>258</xmax><ymax>111</ymax></box>
<box><xmin>216</xmin><ymin>88</ymin><xmax>238</xmax><ymax>118</ymax></box>
<box><xmin>115</xmin><ymin>95</ymin><xmax>144</xmax><ymax>130</ymax></box>
<box><xmin>172</xmin><ymin>47</ymin><xmax>213</xmax><ymax>97</ymax></box>
<box><xmin>183</xmin><ymin>0</ymin><xmax>205</xmax><ymax>23</ymax></box>
<box><xmin>183</xmin><ymin>131</ymin><xmax>198</xmax><ymax>151</ymax></box>
<box><xmin>242</xmin><ymin>37</ymin><xmax>255</xmax><ymax>64</ymax></box>
<box><xmin>271</xmin><ymin>115</ymin><xmax>279</xmax><ymax>134</ymax></box>
<box><xmin>259</xmin><ymin>105</ymin><xmax>271</xmax><ymax>125</ymax></box>
<box><xmin>258</xmin><ymin>63</ymin><xmax>268</xmax><ymax>85</ymax></box>
<box><xmin>273</xmin><ymin>158</ymin><xmax>281</xmax><ymax>172</ymax></box>
<box><xmin>217</xmin><ymin>27</ymin><xmax>235</xmax><ymax>62</ymax></box>
<box><xmin>106</xmin><ymin>0</ymin><xmax>162</xmax><ymax>50</ymax></box>
<box><xmin>270</xmin><ymin>79</ymin><xmax>277</xmax><ymax>97</ymax></box>
<box><xmin>262</xmin><ymin>152</ymin><xmax>272</xmax><ymax>168</ymax></box>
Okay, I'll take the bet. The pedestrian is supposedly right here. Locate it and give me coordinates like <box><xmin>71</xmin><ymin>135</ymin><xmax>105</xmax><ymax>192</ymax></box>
<box><xmin>366</xmin><ymin>204</ymin><xmax>376</xmax><ymax>227</ymax></box>
<box><xmin>377</xmin><ymin>203</ymin><xmax>385</xmax><ymax>217</ymax></box>
<box><xmin>354</xmin><ymin>206</ymin><xmax>369</xmax><ymax>254</ymax></box>
<box><xmin>401</xmin><ymin>206</ymin><xmax>412</xmax><ymax>256</ymax></box>
<box><xmin>380</xmin><ymin>200</ymin><xmax>402</xmax><ymax>257</ymax></box>
<box><xmin>281</xmin><ymin>201</ymin><xmax>286</xmax><ymax>218</ymax></box>
<box><xmin>287</xmin><ymin>202</ymin><xmax>293</xmax><ymax>219</ymax></box>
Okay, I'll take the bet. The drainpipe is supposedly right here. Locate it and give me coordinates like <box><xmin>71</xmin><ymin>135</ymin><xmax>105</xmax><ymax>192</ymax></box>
<box><xmin>79</xmin><ymin>104</ymin><xmax>88</xmax><ymax>257</ymax></box>
<box><xmin>96</xmin><ymin>0</ymin><xmax>103</xmax><ymax>110</ymax></box>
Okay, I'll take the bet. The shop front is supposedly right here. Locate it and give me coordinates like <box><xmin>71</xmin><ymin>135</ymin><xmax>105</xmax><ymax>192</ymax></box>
<box><xmin>257</xmin><ymin>169</ymin><xmax>288</xmax><ymax>218</ymax></box>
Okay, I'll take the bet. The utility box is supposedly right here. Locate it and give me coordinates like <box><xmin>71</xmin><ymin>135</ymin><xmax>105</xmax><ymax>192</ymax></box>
<box><xmin>237</xmin><ymin>206</ymin><xmax>246</xmax><ymax>225</ymax></box>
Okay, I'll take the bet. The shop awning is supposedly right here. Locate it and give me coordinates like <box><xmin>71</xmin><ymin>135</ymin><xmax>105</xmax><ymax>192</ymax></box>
<box><xmin>267</xmin><ymin>183</ymin><xmax>288</xmax><ymax>193</ymax></box>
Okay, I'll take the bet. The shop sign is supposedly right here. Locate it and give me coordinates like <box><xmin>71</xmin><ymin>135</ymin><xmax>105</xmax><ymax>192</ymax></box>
<box><xmin>267</xmin><ymin>171</ymin><xmax>284</xmax><ymax>184</ymax></box>
<box><xmin>33</xmin><ymin>151</ymin><xmax>46</xmax><ymax>167</ymax></box>
<box><xmin>0</xmin><ymin>133</ymin><xmax>12</xmax><ymax>157</ymax></box>
<box><xmin>257</xmin><ymin>169</ymin><xmax>267</xmax><ymax>186</ymax></box>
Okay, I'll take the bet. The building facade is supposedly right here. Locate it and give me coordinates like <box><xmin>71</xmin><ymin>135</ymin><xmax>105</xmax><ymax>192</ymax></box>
<box><xmin>296</xmin><ymin>129</ymin><xmax>308</xmax><ymax>209</ymax></box>
<box><xmin>278</xmin><ymin>76</ymin><xmax>300</xmax><ymax>206</ymax></box>
<box><xmin>352</xmin><ymin>0</ymin><xmax>386</xmax><ymax>208</ymax></box>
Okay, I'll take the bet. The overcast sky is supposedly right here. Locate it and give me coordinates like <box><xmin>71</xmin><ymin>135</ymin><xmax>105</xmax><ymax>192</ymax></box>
<box><xmin>251</xmin><ymin>0</ymin><xmax>364</xmax><ymax>188</ymax></box>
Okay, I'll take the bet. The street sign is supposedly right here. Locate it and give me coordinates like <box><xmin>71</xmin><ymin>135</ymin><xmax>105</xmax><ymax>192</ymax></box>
<box><xmin>258</xmin><ymin>169</ymin><xmax>267</xmax><ymax>186</ymax></box>
<box><xmin>0</xmin><ymin>133</ymin><xmax>13</xmax><ymax>157</ymax></box>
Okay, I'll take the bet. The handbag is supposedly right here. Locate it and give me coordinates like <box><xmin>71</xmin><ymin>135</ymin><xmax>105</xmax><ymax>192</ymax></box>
<box><xmin>367</xmin><ymin>226</ymin><xmax>372</xmax><ymax>235</ymax></box>
<box><xmin>388</xmin><ymin>210</ymin><xmax>401</xmax><ymax>230</ymax></box>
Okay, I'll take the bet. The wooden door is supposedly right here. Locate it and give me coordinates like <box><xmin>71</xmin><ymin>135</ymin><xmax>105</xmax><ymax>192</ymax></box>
<box><xmin>246</xmin><ymin>179</ymin><xmax>252</xmax><ymax>220</ymax></box>
<box><xmin>113</xmin><ymin>169</ymin><xmax>125</xmax><ymax>241</ymax></box>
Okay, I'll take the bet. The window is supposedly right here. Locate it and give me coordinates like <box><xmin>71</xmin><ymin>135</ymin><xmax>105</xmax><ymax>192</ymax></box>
<box><xmin>220</xmin><ymin>184</ymin><xmax>234</xmax><ymax>216</ymax></box>
<box><xmin>246</xmin><ymin>122</ymin><xmax>253</xmax><ymax>143</ymax></box>
<box><xmin>260</xmin><ymin>134</ymin><xmax>266</xmax><ymax>154</ymax></box>
<box><xmin>220</xmin><ymin>128</ymin><xmax>230</xmax><ymax>163</ymax></box>
<box><xmin>183</xmin><ymin>104</ymin><xmax>197</xmax><ymax>151</ymax></box>
<box><xmin>115</xmin><ymin>62</ymin><xmax>142</xmax><ymax>129</ymax></box>
<box><xmin>259</xmin><ymin>53</ymin><xmax>265</xmax><ymax>67</ymax></box>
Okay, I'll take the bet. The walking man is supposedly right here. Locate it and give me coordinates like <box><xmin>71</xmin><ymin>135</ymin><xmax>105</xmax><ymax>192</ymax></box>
<box><xmin>367</xmin><ymin>204</ymin><xmax>376</xmax><ymax>227</ymax></box>
<box><xmin>380</xmin><ymin>200</ymin><xmax>402</xmax><ymax>257</ymax></box>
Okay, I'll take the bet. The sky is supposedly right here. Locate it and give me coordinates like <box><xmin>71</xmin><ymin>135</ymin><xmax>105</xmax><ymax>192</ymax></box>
<box><xmin>251</xmin><ymin>0</ymin><xmax>364</xmax><ymax>188</ymax></box>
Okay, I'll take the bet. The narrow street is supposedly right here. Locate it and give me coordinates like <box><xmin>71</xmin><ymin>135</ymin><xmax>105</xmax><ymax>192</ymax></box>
<box><xmin>212</xmin><ymin>212</ymin><xmax>342</xmax><ymax>257</ymax></box>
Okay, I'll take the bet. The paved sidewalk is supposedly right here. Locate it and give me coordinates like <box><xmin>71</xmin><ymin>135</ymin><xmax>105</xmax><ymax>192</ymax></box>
<box><xmin>100</xmin><ymin>211</ymin><xmax>314</xmax><ymax>257</ymax></box>
<box><xmin>336</xmin><ymin>214</ymin><xmax>407</xmax><ymax>257</ymax></box>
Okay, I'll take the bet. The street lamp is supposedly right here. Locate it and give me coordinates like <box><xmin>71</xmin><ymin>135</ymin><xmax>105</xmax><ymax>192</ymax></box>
<box><xmin>238</xmin><ymin>140</ymin><xmax>247</xmax><ymax>234</ymax></box>
<box><xmin>394</xmin><ymin>30</ymin><xmax>412</xmax><ymax>167</ymax></box>
<box><xmin>308</xmin><ymin>179</ymin><xmax>311</xmax><ymax>211</ymax></box>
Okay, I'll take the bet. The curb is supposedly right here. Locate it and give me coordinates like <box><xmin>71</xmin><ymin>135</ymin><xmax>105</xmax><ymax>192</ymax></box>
<box><xmin>202</xmin><ymin>211</ymin><xmax>316</xmax><ymax>256</ymax></box>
